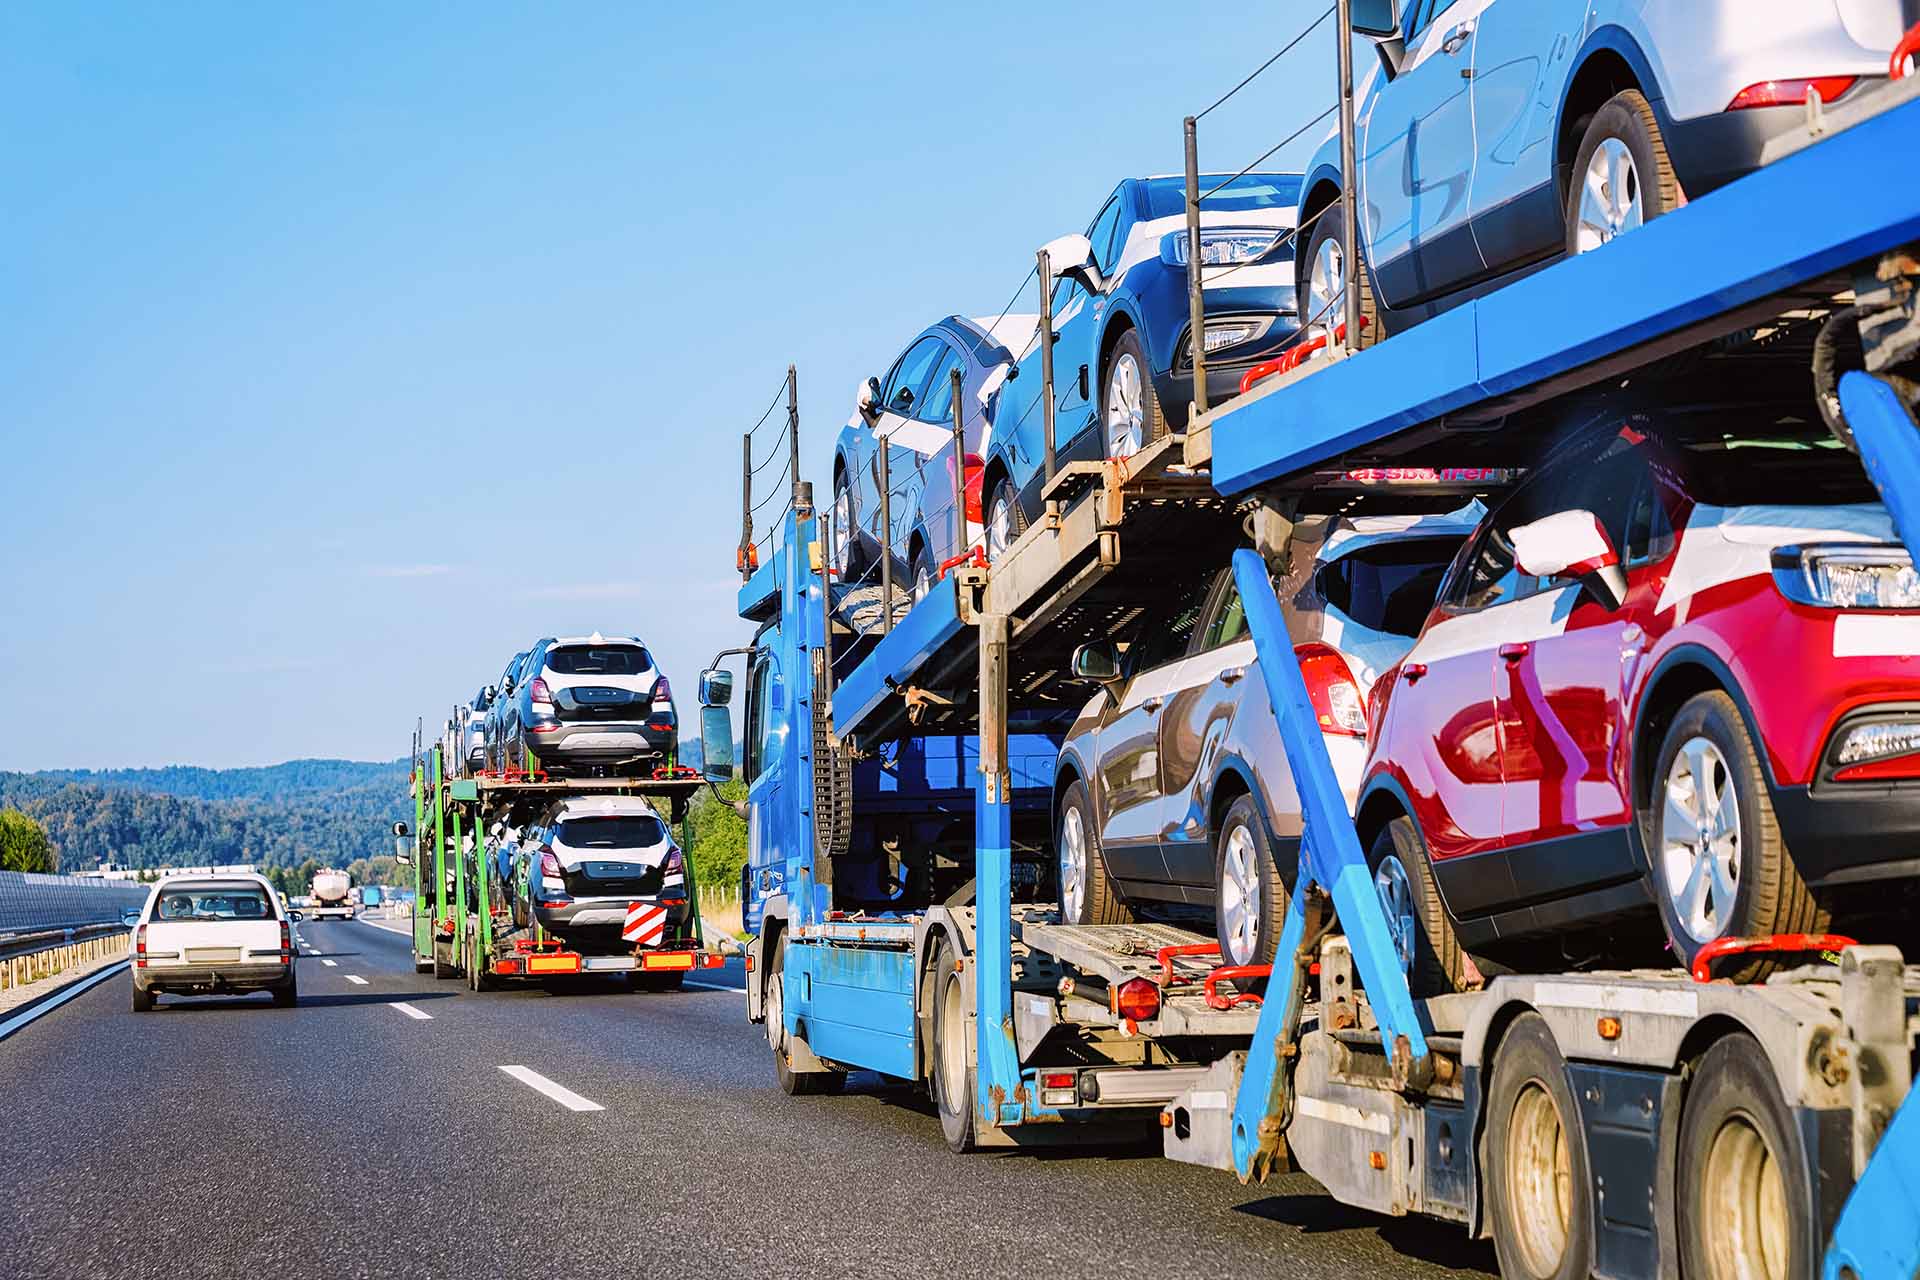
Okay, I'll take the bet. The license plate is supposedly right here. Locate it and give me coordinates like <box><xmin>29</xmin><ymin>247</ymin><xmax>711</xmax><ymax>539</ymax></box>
<box><xmin>187</xmin><ymin>948</ymin><xmax>242</xmax><ymax>963</ymax></box>
<box><xmin>582</xmin><ymin>956</ymin><xmax>632</xmax><ymax>972</ymax></box>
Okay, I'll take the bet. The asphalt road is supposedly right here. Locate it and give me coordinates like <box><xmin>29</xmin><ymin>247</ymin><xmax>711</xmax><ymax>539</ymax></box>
<box><xmin>0</xmin><ymin>918</ymin><xmax>1497</xmax><ymax>1280</ymax></box>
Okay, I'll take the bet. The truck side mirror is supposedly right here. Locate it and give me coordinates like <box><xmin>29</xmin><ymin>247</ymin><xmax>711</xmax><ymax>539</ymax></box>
<box><xmin>1511</xmin><ymin>509</ymin><xmax>1627</xmax><ymax>611</ymax></box>
<box><xmin>701</xmin><ymin>706</ymin><xmax>736</xmax><ymax>782</ymax></box>
<box><xmin>391</xmin><ymin>820</ymin><xmax>413</xmax><ymax>865</ymax></box>
<box><xmin>699</xmin><ymin>667</ymin><xmax>735</xmax><ymax>707</ymax></box>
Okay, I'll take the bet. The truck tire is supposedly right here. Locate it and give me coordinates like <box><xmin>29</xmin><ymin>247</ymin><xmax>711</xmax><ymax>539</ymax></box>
<box><xmin>1484</xmin><ymin>1013</ymin><xmax>1593</xmax><ymax>1280</ymax></box>
<box><xmin>433</xmin><ymin>948</ymin><xmax>457</xmax><ymax>980</ymax></box>
<box><xmin>1057</xmin><ymin>779</ymin><xmax>1131</xmax><ymax>927</ymax></box>
<box><xmin>466</xmin><ymin>924</ymin><xmax>496</xmax><ymax>992</ymax></box>
<box><xmin>768</xmin><ymin>934</ymin><xmax>845</xmax><ymax>1097</ymax></box>
<box><xmin>132</xmin><ymin>983</ymin><xmax>154</xmax><ymax>1013</ymax></box>
<box><xmin>414</xmin><ymin>953</ymin><xmax>433</xmax><ymax>975</ymax></box>
<box><xmin>929</xmin><ymin>943</ymin><xmax>975</xmax><ymax>1153</ymax></box>
<box><xmin>1677</xmin><ymin>1033</ymin><xmax>1812</xmax><ymax>1280</ymax></box>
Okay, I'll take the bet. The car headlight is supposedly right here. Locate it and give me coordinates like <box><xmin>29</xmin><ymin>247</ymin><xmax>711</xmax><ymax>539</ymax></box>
<box><xmin>1203</xmin><ymin>322</ymin><xmax>1261</xmax><ymax>352</ymax></box>
<box><xmin>1161</xmin><ymin>229</ymin><xmax>1286</xmax><ymax>267</ymax></box>
<box><xmin>1771</xmin><ymin>543</ymin><xmax>1920</xmax><ymax>609</ymax></box>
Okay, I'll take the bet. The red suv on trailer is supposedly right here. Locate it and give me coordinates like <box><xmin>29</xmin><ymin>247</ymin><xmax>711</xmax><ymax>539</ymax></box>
<box><xmin>1355</xmin><ymin>408</ymin><xmax>1920</xmax><ymax>990</ymax></box>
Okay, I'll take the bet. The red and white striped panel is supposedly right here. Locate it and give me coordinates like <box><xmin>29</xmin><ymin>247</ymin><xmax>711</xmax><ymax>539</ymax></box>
<box><xmin>622</xmin><ymin>902</ymin><xmax>668</xmax><ymax>947</ymax></box>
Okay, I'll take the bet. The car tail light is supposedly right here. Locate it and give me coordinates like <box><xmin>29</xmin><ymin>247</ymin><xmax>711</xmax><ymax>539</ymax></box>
<box><xmin>1727</xmin><ymin>76</ymin><xmax>1857</xmax><ymax>110</ymax></box>
<box><xmin>279</xmin><ymin>921</ymin><xmax>292</xmax><ymax>962</ymax></box>
<box><xmin>539</xmin><ymin>850</ymin><xmax>563</xmax><ymax>881</ymax></box>
<box><xmin>663</xmin><ymin>847</ymin><xmax>684</xmax><ymax>875</ymax></box>
<box><xmin>529</xmin><ymin>677</ymin><xmax>553</xmax><ymax>706</ymax></box>
<box><xmin>1295</xmin><ymin>642</ymin><xmax>1367</xmax><ymax>737</ymax></box>
<box><xmin>135</xmin><ymin>923</ymin><xmax>147</xmax><ymax>969</ymax></box>
<box><xmin>652</xmin><ymin>676</ymin><xmax>673</xmax><ymax>710</ymax></box>
<box><xmin>963</xmin><ymin>453</ymin><xmax>986</xmax><ymax>525</ymax></box>
<box><xmin>1113</xmin><ymin>977</ymin><xmax>1161</xmax><ymax>1022</ymax></box>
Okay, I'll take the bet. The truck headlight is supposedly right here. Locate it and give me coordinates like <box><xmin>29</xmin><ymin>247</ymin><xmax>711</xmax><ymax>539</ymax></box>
<box><xmin>1771</xmin><ymin>543</ymin><xmax>1920</xmax><ymax>609</ymax></box>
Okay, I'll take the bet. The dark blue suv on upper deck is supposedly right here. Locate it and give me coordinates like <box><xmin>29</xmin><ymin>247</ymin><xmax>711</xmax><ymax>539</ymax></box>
<box><xmin>980</xmin><ymin>172</ymin><xmax>1304</xmax><ymax>557</ymax></box>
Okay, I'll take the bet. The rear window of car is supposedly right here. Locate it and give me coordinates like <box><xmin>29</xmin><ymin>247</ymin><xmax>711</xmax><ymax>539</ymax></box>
<box><xmin>1321</xmin><ymin>535</ymin><xmax>1467</xmax><ymax>638</ymax></box>
<box><xmin>152</xmin><ymin>884</ymin><xmax>276</xmax><ymax>922</ymax></box>
<box><xmin>545</xmin><ymin>646</ymin><xmax>652</xmax><ymax>676</ymax></box>
<box><xmin>1676</xmin><ymin>433</ymin><xmax>1877</xmax><ymax>506</ymax></box>
<box><xmin>1144</xmin><ymin>173</ymin><xmax>1303</xmax><ymax>218</ymax></box>
<box><xmin>556</xmin><ymin>816</ymin><xmax>667</xmax><ymax>850</ymax></box>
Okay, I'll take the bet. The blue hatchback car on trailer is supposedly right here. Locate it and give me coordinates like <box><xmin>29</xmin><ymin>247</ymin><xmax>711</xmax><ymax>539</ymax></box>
<box><xmin>981</xmin><ymin>171</ymin><xmax>1304</xmax><ymax>557</ymax></box>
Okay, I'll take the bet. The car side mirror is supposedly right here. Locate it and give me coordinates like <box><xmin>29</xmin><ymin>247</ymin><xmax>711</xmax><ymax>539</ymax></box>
<box><xmin>701</xmin><ymin>706</ymin><xmax>735</xmax><ymax>783</ymax></box>
<box><xmin>856</xmin><ymin>375</ymin><xmax>883</xmax><ymax>420</ymax></box>
<box><xmin>699</xmin><ymin>667</ymin><xmax>734</xmax><ymax>707</ymax></box>
<box><xmin>483</xmin><ymin>684</ymin><xmax>497</xmax><ymax>702</ymax></box>
<box><xmin>1040</xmin><ymin>232</ymin><xmax>1104</xmax><ymax>294</ymax></box>
<box><xmin>120</xmin><ymin>908</ymin><xmax>142</xmax><ymax>927</ymax></box>
<box><xmin>1511</xmin><ymin>509</ymin><xmax>1628</xmax><ymax>611</ymax></box>
<box><xmin>1071</xmin><ymin>641</ymin><xmax>1122</xmax><ymax>683</ymax></box>
<box><xmin>1349</xmin><ymin>0</ymin><xmax>1399</xmax><ymax>37</ymax></box>
<box><xmin>288</xmin><ymin>910</ymin><xmax>303</xmax><ymax>922</ymax></box>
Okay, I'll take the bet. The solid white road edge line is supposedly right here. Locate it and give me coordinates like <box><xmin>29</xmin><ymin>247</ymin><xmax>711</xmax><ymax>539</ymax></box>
<box><xmin>684</xmin><ymin>981</ymin><xmax>746</xmax><ymax>994</ymax></box>
<box><xmin>345</xmin><ymin>975</ymin><xmax>369</xmax><ymax>985</ymax></box>
<box><xmin>0</xmin><ymin>962</ymin><xmax>128</xmax><ymax>1041</ymax></box>
<box><xmin>393</xmin><ymin>1002</ymin><xmax>432</xmax><ymax>1020</ymax></box>
<box><xmin>498</xmin><ymin>1065</ymin><xmax>604</xmax><ymax>1112</ymax></box>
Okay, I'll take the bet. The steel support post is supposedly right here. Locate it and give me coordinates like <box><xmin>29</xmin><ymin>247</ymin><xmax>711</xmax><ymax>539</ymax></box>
<box><xmin>450</xmin><ymin>797</ymin><xmax>466</xmax><ymax>967</ymax></box>
<box><xmin>472</xmin><ymin>799</ymin><xmax>493</xmax><ymax>959</ymax></box>
<box><xmin>950</xmin><ymin>366</ymin><xmax>967</xmax><ymax>554</ymax></box>
<box><xmin>1037</xmin><ymin>250</ymin><xmax>1057</xmax><ymax>482</ymax></box>
<box><xmin>739</xmin><ymin>431</ymin><xmax>753</xmax><ymax>580</ymax></box>
<box><xmin>1335</xmin><ymin>0</ymin><xmax>1363</xmax><ymax>349</ymax></box>
<box><xmin>1840</xmin><ymin>371</ymin><xmax>1920</xmax><ymax>554</ymax></box>
<box><xmin>412</xmin><ymin>751</ymin><xmax>428</xmax><ymax>961</ymax></box>
<box><xmin>1227</xmin><ymin>548</ymin><xmax>1426</xmax><ymax>1180</ymax></box>
<box><xmin>877</xmin><ymin>443</ymin><xmax>893</xmax><ymax>632</ymax></box>
<box><xmin>1184</xmin><ymin>115</ymin><xmax>1210</xmax><ymax>415</ymax></box>
<box><xmin>786</xmin><ymin>364</ymin><xmax>802</xmax><ymax>506</ymax></box>
<box><xmin>431</xmin><ymin>746</ymin><xmax>446</xmax><ymax>930</ymax></box>
<box><xmin>974</xmin><ymin>612</ymin><xmax>1022</xmax><ymax>1126</ymax></box>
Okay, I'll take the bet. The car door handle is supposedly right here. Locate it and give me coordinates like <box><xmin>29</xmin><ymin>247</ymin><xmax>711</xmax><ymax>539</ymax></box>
<box><xmin>1441</xmin><ymin>22</ymin><xmax>1473</xmax><ymax>55</ymax></box>
<box><xmin>1499</xmin><ymin>642</ymin><xmax>1530</xmax><ymax>662</ymax></box>
<box><xmin>1402</xmin><ymin>663</ymin><xmax>1427</xmax><ymax>684</ymax></box>
<box><xmin>1220</xmin><ymin>667</ymin><xmax>1245</xmax><ymax>685</ymax></box>
<box><xmin>1143</xmin><ymin>697</ymin><xmax>1164</xmax><ymax>714</ymax></box>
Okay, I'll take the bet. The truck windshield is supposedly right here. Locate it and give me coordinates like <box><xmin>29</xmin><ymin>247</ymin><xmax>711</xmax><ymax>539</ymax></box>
<box><xmin>1143</xmin><ymin>173</ymin><xmax>1303</xmax><ymax>218</ymax></box>
<box><xmin>556</xmin><ymin>816</ymin><xmax>667</xmax><ymax>850</ymax></box>
<box><xmin>153</xmin><ymin>884</ymin><xmax>276</xmax><ymax>921</ymax></box>
<box><xmin>545</xmin><ymin>646</ymin><xmax>652</xmax><ymax>676</ymax></box>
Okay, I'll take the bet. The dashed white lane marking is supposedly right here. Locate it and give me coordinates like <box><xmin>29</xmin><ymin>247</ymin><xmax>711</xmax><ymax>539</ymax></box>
<box><xmin>321</xmin><ymin>959</ymin><xmax>337</xmax><ymax>967</ymax></box>
<box><xmin>498</xmin><ymin>1065</ymin><xmax>604</xmax><ymax>1113</ymax></box>
<box><xmin>345</xmin><ymin>975</ymin><xmax>369</xmax><ymax>986</ymax></box>
<box><xmin>393</xmin><ymin>1002</ymin><xmax>432</xmax><ymax>1021</ymax></box>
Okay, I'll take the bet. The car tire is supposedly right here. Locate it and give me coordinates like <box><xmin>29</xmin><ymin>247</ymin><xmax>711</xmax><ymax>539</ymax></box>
<box><xmin>1101</xmin><ymin>328</ymin><xmax>1165</xmax><ymax>459</ymax></box>
<box><xmin>1676</xmin><ymin>1033</ymin><xmax>1814</xmax><ymax>1280</ymax></box>
<box><xmin>1057</xmin><ymin>779</ymin><xmax>1132</xmax><ymax>927</ymax></box>
<box><xmin>1644</xmin><ymin>690</ymin><xmax>1826</xmax><ymax>982</ymax></box>
<box><xmin>1564</xmin><ymin>89</ymin><xmax>1679</xmax><ymax>256</ymax></box>
<box><xmin>1213</xmin><ymin>794</ymin><xmax>1286</xmax><ymax>967</ymax></box>
<box><xmin>1300</xmin><ymin>201</ymin><xmax>1379</xmax><ymax>349</ymax></box>
<box><xmin>1366</xmin><ymin>817</ymin><xmax>1474</xmax><ymax>997</ymax></box>
<box><xmin>909</xmin><ymin>542</ymin><xmax>936</xmax><ymax>604</ymax></box>
<box><xmin>767</xmin><ymin>932</ymin><xmax>846</xmax><ymax>1097</ymax></box>
<box><xmin>831</xmin><ymin>467</ymin><xmax>859</xmax><ymax>578</ymax></box>
<box><xmin>984</xmin><ymin>474</ymin><xmax>1026</xmax><ymax>561</ymax></box>
<box><xmin>1485</xmin><ymin>1013</ymin><xmax>1593</xmax><ymax>1280</ymax></box>
<box><xmin>929</xmin><ymin>942</ymin><xmax>976</xmax><ymax>1153</ymax></box>
<box><xmin>132</xmin><ymin>983</ymin><xmax>154</xmax><ymax>1013</ymax></box>
<box><xmin>272</xmin><ymin>971</ymin><xmax>298</xmax><ymax>1008</ymax></box>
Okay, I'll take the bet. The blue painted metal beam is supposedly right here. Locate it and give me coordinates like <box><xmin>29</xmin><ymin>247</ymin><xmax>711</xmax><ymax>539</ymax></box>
<box><xmin>1840</xmin><ymin>371</ymin><xmax>1920</xmax><ymax>556</ymax></box>
<box><xmin>1213</xmin><ymin>95</ymin><xmax>1920</xmax><ymax>495</ymax></box>
<box><xmin>829</xmin><ymin>585</ymin><xmax>966</xmax><ymax>741</ymax></box>
<box><xmin>1824</xmin><ymin>1083</ymin><xmax>1920</xmax><ymax>1279</ymax></box>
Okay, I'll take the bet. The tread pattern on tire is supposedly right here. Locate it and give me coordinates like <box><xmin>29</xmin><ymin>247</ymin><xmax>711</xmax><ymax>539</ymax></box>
<box><xmin>1061</xmin><ymin>780</ymin><xmax>1133</xmax><ymax>926</ymax></box>
<box><xmin>1565</xmin><ymin>89</ymin><xmax>1679</xmax><ymax>254</ymax></box>
<box><xmin>1367</xmin><ymin>817</ymin><xmax>1472</xmax><ymax>997</ymax></box>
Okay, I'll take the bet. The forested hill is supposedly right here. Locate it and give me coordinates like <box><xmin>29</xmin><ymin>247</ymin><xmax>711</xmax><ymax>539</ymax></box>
<box><xmin>0</xmin><ymin>759</ymin><xmax>410</xmax><ymax>873</ymax></box>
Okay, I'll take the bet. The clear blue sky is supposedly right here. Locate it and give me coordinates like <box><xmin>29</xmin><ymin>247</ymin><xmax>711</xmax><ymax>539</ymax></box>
<box><xmin>0</xmin><ymin>3</ymin><xmax>1333</xmax><ymax>770</ymax></box>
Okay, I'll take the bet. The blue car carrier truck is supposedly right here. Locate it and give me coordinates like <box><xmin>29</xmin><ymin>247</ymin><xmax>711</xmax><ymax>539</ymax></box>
<box><xmin>701</xmin><ymin>69</ymin><xmax>1920</xmax><ymax>1280</ymax></box>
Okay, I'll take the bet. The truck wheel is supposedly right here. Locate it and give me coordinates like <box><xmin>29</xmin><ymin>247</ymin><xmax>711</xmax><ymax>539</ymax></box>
<box><xmin>1058</xmin><ymin>779</ymin><xmax>1131</xmax><ymax>927</ymax></box>
<box><xmin>1366</xmin><ymin>817</ymin><xmax>1473</xmax><ymax>996</ymax></box>
<box><xmin>466</xmin><ymin>927</ymin><xmax>496</xmax><ymax>992</ymax></box>
<box><xmin>433</xmin><ymin>948</ymin><xmax>457</xmax><ymax>981</ymax></box>
<box><xmin>132</xmin><ymin>984</ymin><xmax>154</xmax><ymax>1013</ymax></box>
<box><xmin>768</xmin><ymin>934</ymin><xmax>845</xmax><ymax>1097</ymax></box>
<box><xmin>272</xmin><ymin>972</ymin><xmax>298</xmax><ymax>1008</ymax></box>
<box><xmin>1677</xmin><ymin>1033</ymin><xmax>1811</xmax><ymax>1280</ymax></box>
<box><xmin>414</xmin><ymin>953</ymin><xmax>433</xmax><ymax>975</ymax></box>
<box><xmin>1485</xmin><ymin>1013</ymin><xmax>1592</xmax><ymax>1280</ymax></box>
<box><xmin>929</xmin><ymin>944</ymin><xmax>975</xmax><ymax>1153</ymax></box>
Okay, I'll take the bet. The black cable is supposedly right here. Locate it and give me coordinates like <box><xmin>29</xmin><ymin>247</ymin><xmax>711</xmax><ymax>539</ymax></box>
<box><xmin>1200</xmin><ymin>102</ymin><xmax>1339</xmax><ymax>203</ymax></box>
<box><xmin>1202</xmin><ymin>198</ymin><xmax>1335</xmax><ymax>287</ymax></box>
<box><xmin>750</xmin><ymin>458</ymin><xmax>793</xmax><ymax>513</ymax></box>
<box><xmin>1195</xmin><ymin>6</ymin><xmax>1335</xmax><ymax>122</ymax></box>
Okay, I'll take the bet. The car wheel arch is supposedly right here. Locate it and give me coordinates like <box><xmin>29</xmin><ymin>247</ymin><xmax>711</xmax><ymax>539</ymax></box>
<box><xmin>1555</xmin><ymin>28</ymin><xmax>1665</xmax><ymax>197</ymax></box>
<box><xmin>1630</xmin><ymin>646</ymin><xmax>1780</xmax><ymax>820</ymax></box>
<box><xmin>1053</xmin><ymin>756</ymin><xmax>1088</xmax><ymax>832</ymax></box>
<box><xmin>1354</xmin><ymin>779</ymin><xmax>1413</xmax><ymax>854</ymax></box>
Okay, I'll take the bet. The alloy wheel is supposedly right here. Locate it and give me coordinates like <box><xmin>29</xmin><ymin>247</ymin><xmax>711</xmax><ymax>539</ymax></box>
<box><xmin>1218</xmin><ymin>823</ymin><xmax>1262</xmax><ymax>965</ymax></box>
<box><xmin>1373</xmin><ymin>852</ymin><xmax>1415</xmax><ymax>974</ymax></box>
<box><xmin>987</xmin><ymin>493</ymin><xmax>1014</xmax><ymax>559</ymax></box>
<box><xmin>1307</xmin><ymin>233</ymin><xmax>1346</xmax><ymax>342</ymax></box>
<box><xmin>913</xmin><ymin>563</ymin><xmax>933</xmax><ymax>602</ymax></box>
<box><xmin>1105</xmin><ymin>351</ymin><xmax>1146</xmax><ymax>459</ymax></box>
<box><xmin>1574</xmin><ymin>137</ymin><xmax>1643</xmax><ymax>252</ymax></box>
<box><xmin>1659</xmin><ymin>736</ymin><xmax>1742</xmax><ymax>943</ymax></box>
<box><xmin>1059</xmin><ymin>805</ymin><xmax>1087</xmax><ymax>921</ymax></box>
<box><xmin>832</xmin><ymin>483</ymin><xmax>852</xmax><ymax>573</ymax></box>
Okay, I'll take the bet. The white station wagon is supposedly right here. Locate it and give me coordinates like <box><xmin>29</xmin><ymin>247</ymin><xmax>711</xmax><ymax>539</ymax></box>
<box><xmin>130</xmin><ymin>872</ymin><xmax>298</xmax><ymax>1011</ymax></box>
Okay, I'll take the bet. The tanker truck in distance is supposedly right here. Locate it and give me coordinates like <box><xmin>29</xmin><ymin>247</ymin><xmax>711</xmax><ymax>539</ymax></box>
<box><xmin>307</xmin><ymin>869</ymin><xmax>354</xmax><ymax>920</ymax></box>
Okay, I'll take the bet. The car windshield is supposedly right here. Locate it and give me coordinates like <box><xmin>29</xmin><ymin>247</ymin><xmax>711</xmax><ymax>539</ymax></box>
<box><xmin>556</xmin><ymin>816</ymin><xmax>667</xmax><ymax>850</ymax></box>
<box><xmin>1143</xmin><ymin>173</ymin><xmax>1303</xmax><ymax>219</ymax></box>
<box><xmin>1322</xmin><ymin>535</ymin><xmax>1469</xmax><ymax>637</ymax></box>
<box><xmin>545</xmin><ymin>646</ymin><xmax>651</xmax><ymax>676</ymax></box>
<box><xmin>154</xmin><ymin>884</ymin><xmax>275</xmax><ymax>921</ymax></box>
<box><xmin>1674</xmin><ymin>429</ymin><xmax>1878</xmax><ymax>507</ymax></box>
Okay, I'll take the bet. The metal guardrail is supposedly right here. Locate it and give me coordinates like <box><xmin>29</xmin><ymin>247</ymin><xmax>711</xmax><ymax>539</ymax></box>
<box><xmin>0</xmin><ymin>923</ymin><xmax>129</xmax><ymax>992</ymax></box>
<box><xmin>0</xmin><ymin>870</ymin><xmax>148</xmax><ymax>934</ymax></box>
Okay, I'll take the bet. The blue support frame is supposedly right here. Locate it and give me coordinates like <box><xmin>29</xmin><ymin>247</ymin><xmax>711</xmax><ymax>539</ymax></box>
<box><xmin>1839</xmin><ymin>371</ymin><xmax>1920</xmax><ymax>555</ymax></box>
<box><xmin>1824</xmin><ymin>1085</ymin><xmax>1920</xmax><ymax>1280</ymax></box>
<box><xmin>1228</xmin><ymin>549</ymin><xmax>1427</xmax><ymax>1180</ymax></box>
<box><xmin>974</xmin><ymin>762</ymin><xmax>1023</xmax><ymax>1127</ymax></box>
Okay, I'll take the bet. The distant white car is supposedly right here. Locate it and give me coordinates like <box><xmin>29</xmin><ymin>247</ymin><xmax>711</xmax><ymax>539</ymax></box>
<box><xmin>130</xmin><ymin>872</ymin><xmax>298</xmax><ymax>1011</ymax></box>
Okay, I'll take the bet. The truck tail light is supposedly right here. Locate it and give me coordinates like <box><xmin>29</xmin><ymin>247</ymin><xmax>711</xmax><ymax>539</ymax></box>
<box><xmin>1040</xmin><ymin>1071</ymin><xmax>1077</xmax><ymax>1107</ymax></box>
<box><xmin>1727</xmin><ymin>76</ymin><xmax>1856</xmax><ymax>110</ymax></box>
<box><xmin>1113</xmin><ymin>977</ymin><xmax>1160</xmax><ymax>1023</ymax></box>
<box><xmin>1295</xmin><ymin>642</ymin><xmax>1367</xmax><ymax>737</ymax></box>
<box><xmin>135</xmin><ymin>923</ymin><xmax>147</xmax><ymax>969</ymax></box>
<box><xmin>963</xmin><ymin>454</ymin><xmax>986</xmax><ymax>525</ymax></box>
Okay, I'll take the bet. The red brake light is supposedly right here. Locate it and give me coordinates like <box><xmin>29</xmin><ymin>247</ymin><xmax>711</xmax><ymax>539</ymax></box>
<box><xmin>1727</xmin><ymin>76</ymin><xmax>1856</xmax><ymax>110</ymax></box>
<box><xmin>963</xmin><ymin>453</ymin><xmax>986</xmax><ymax>525</ymax></box>
<box><xmin>279</xmin><ymin>921</ymin><xmax>292</xmax><ymax>961</ymax></box>
<box><xmin>539</xmin><ymin>850</ymin><xmax>563</xmax><ymax>879</ymax></box>
<box><xmin>1295</xmin><ymin>642</ymin><xmax>1367</xmax><ymax>737</ymax></box>
<box><xmin>651</xmin><ymin>676</ymin><xmax>673</xmax><ymax>708</ymax></box>
<box><xmin>1114</xmin><ymin>977</ymin><xmax>1161</xmax><ymax>1022</ymax></box>
<box><xmin>529</xmin><ymin>677</ymin><xmax>553</xmax><ymax>705</ymax></box>
<box><xmin>1041</xmin><ymin>1072</ymin><xmax>1075</xmax><ymax>1090</ymax></box>
<box><xmin>135</xmin><ymin>923</ymin><xmax>147</xmax><ymax>968</ymax></box>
